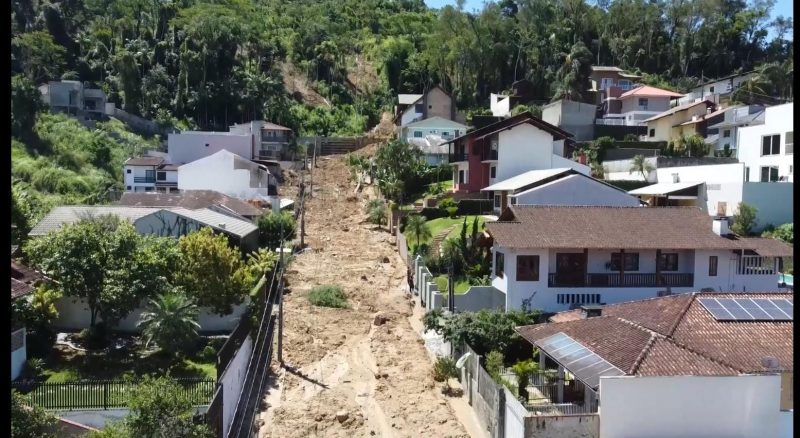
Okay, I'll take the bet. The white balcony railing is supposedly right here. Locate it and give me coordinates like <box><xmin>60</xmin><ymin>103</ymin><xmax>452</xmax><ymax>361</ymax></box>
<box><xmin>737</xmin><ymin>256</ymin><xmax>776</xmax><ymax>275</ymax></box>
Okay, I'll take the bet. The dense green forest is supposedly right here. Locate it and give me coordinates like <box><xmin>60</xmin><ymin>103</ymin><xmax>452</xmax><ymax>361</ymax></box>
<box><xmin>10</xmin><ymin>0</ymin><xmax>793</xmax><ymax>241</ymax></box>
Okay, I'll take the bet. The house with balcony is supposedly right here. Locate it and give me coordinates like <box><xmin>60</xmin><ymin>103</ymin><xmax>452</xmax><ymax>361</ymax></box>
<box><xmin>515</xmin><ymin>291</ymin><xmax>792</xmax><ymax>438</ymax></box>
<box><xmin>643</xmin><ymin>99</ymin><xmax>718</xmax><ymax>142</ymax></box>
<box><xmin>394</xmin><ymin>85</ymin><xmax>463</xmax><ymax>126</ymax></box>
<box><xmin>485</xmin><ymin>205</ymin><xmax>792</xmax><ymax>312</ymax></box>
<box><xmin>737</xmin><ymin>102</ymin><xmax>793</xmax><ymax>183</ymax></box>
<box><xmin>177</xmin><ymin>149</ymin><xmax>276</xmax><ymax>201</ymax></box>
<box><xmin>123</xmin><ymin>156</ymin><xmax>179</xmax><ymax>193</ymax></box>
<box><xmin>676</xmin><ymin>70</ymin><xmax>757</xmax><ymax>106</ymax></box>
<box><xmin>399</xmin><ymin>116</ymin><xmax>468</xmax><ymax>143</ymax></box>
<box><xmin>599</xmin><ymin>85</ymin><xmax>685</xmax><ymax>127</ymax></box>
<box><xmin>444</xmin><ymin>112</ymin><xmax>588</xmax><ymax>197</ymax></box>
<box><xmin>706</xmin><ymin>105</ymin><xmax>765</xmax><ymax>157</ymax></box>
<box><xmin>480</xmin><ymin>167</ymin><xmax>641</xmax><ymax>213</ymax></box>
<box><xmin>229</xmin><ymin>120</ymin><xmax>293</xmax><ymax>161</ymax></box>
<box><xmin>38</xmin><ymin>80</ymin><xmax>108</xmax><ymax>120</ymax></box>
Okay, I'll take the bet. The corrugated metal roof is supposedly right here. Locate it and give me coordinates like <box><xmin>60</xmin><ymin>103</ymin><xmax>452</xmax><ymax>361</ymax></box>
<box><xmin>628</xmin><ymin>182</ymin><xmax>703</xmax><ymax>196</ymax></box>
<box><xmin>29</xmin><ymin>206</ymin><xmax>161</xmax><ymax>236</ymax></box>
<box><xmin>482</xmin><ymin>168</ymin><xmax>572</xmax><ymax>191</ymax></box>
<box><xmin>398</xmin><ymin>94</ymin><xmax>423</xmax><ymax>105</ymax></box>
<box><xmin>165</xmin><ymin>207</ymin><xmax>258</xmax><ymax>238</ymax></box>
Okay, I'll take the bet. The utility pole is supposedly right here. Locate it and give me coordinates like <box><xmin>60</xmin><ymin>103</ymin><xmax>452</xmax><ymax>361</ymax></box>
<box><xmin>277</xmin><ymin>221</ymin><xmax>285</xmax><ymax>365</ymax></box>
<box><xmin>299</xmin><ymin>182</ymin><xmax>306</xmax><ymax>249</ymax></box>
<box><xmin>448</xmin><ymin>262</ymin><xmax>455</xmax><ymax>313</ymax></box>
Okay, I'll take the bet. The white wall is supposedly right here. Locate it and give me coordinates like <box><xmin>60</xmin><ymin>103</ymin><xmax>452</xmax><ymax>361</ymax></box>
<box><xmin>604</xmin><ymin>157</ymin><xmax>658</xmax><ymax>182</ymax></box>
<box><xmin>401</xmin><ymin>106</ymin><xmax>422</xmax><ymax>126</ymax></box>
<box><xmin>742</xmin><ymin>182</ymin><xmax>794</xmax><ymax>229</ymax></box>
<box><xmin>52</xmin><ymin>297</ymin><xmax>248</xmax><ymax>333</ymax></box>
<box><xmin>491</xmin><ymin>94</ymin><xmax>511</xmax><ymax>117</ymax></box>
<box><xmin>505</xmin><ymin>388</ymin><xmax>527</xmax><ymax>438</ymax></box>
<box><xmin>168</xmin><ymin>132</ymin><xmax>252</xmax><ymax>165</ymax></box>
<box><xmin>495</xmin><ymin>124</ymin><xmax>589</xmax><ymax>181</ymax></box>
<box><xmin>178</xmin><ymin>153</ymin><xmax>272</xmax><ymax>199</ymax></box>
<box><xmin>401</xmin><ymin>118</ymin><xmax>467</xmax><ymax>141</ymax></box>
<box><xmin>600</xmin><ymin>375</ymin><xmax>783</xmax><ymax>438</ymax></box>
<box><xmin>221</xmin><ymin>335</ymin><xmax>253</xmax><ymax>437</ymax></box>
<box><xmin>738</xmin><ymin>103</ymin><xmax>793</xmax><ymax>182</ymax></box>
<box><xmin>11</xmin><ymin>328</ymin><xmax>26</xmax><ymax>380</ymax></box>
<box><xmin>513</xmin><ymin>175</ymin><xmax>640</xmax><ymax>207</ymax></box>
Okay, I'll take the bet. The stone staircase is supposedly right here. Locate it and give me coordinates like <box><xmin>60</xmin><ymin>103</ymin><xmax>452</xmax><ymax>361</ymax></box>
<box><xmin>429</xmin><ymin>225</ymin><xmax>457</xmax><ymax>257</ymax></box>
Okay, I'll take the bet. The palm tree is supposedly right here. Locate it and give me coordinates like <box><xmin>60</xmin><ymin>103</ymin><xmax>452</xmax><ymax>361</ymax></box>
<box><xmin>674</xmin><ymin>134</ymin><xmax>709</xmax><ymax>157</ymax></box>
<box><xmin>138</xmin><ymin>291</ymin><xmax>201</xmax><ymax>357</ymax></box>
<box><xmin>366</xmin><ymin>199</ymin><xmax>387</xmax><ymax>229</ymax></box>
<box><xmin>629</xmin><ymin>155</ymin><xmax>655</xmax><ymax>180</ymax></box>
<box><xmin>405</xmin><ymin>215</ymin><xmax>432</xmax><ymax>254</ymax></box>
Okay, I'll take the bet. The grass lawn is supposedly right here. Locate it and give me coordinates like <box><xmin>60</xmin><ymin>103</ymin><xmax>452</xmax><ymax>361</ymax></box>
<box><xmin>405</xmin><ymin>215</ymin><xmax>489</xmax><ymax>251</ymax></box>
<box><xmin>434</xmin><ymin>275</ymin><xmax>471</xmax><ymax>294</ymax></box>
<box><xmin>406</xmin><ymin>180</ymin><xmax>455</xmax><ymax>207</ymax></box>
<box><xmin>37</xmin><ymin>335</ymin><xmax>219</xmax><ymax>383</ymax></box>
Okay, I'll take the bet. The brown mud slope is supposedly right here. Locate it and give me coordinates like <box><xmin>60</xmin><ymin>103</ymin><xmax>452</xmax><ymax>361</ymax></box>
<box><xmin>258</xmin><ymin>146</ymin><xmax>468</xmax><ymax>438</ymax></box>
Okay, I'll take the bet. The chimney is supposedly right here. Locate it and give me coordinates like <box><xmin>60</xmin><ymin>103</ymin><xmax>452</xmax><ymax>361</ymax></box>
<box><xmin>712</xmin><ymin>217</ymin><xmax>730</xmax><ymax>236</ymax></box>
<box><xmin>580</xmin><ymin>304</ymin><xmax>603</xmax><ymax>318</ymax></box>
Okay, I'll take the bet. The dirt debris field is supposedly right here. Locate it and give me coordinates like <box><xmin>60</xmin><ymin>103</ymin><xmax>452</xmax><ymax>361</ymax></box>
<box><xmin>257</xmin><ymin>144</ymin><xmax>471</xmax><ymax>438</ymax></box>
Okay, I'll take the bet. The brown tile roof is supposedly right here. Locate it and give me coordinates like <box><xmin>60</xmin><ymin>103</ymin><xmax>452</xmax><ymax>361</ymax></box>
<box><xmin>442</xmin><ymin>111</ymin><xmax>573</xmax><ymax>145</ymax></box>
<box><xmin>11</xmin><ymin>278</ymin><xmax>34</xmax><ymax>299</ymax></box>
<box><xmin>620</xmin><ymin>85</ymin><xmax>684</xmax><ymax>99</ymax></box>
<box><xmin>643</xmin><ymin>100</ymin><xmax>715</xmax><ymax>122</ymax></box>
<box><xmin>118</xmin><ymin>190</ymin><xmax>263</xmax><ymax>218</ymax></box>
<box><xmin>262</xmin><ymin>122</ymin><xmax>291</xmax><ymax>131</ymax></box>
<box><xmin>518</xmin><ymin>292</ymin><xmax>793</xmax><ymax>378</ymax></box>
<box><xmin>124</xmin><ymin>156</ymin><xmax>164</xmax><ymax>166</ymax></box>
<box><xmin>729</xmin><ymin>237</ymin><xmax>793</xmax><ymax>257</ymax></box>
<box><xmin>486</xmin><ymin>206</ymin><xmax>744</xmax><ymax>250</ymax></box>
<box><xmin>11</xmin><ymin>260</ymin><xmax>43</xmax><ymax>300</ymax></box>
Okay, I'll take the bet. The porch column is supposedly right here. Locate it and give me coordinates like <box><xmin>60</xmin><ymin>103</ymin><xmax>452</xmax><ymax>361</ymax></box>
<box><xmin>656</xmin><ymin>249</ymin><xmax>662</xmax><ymax>286</ymax></box>
<box><xmin>619</xmin><ymin>249</ymin><xmax>625</xmax><ymax>287</ymax></box>
<box><xmin>539</xmin><ymin>350</ymin><xmax>546</xmax><ymax>370</ymax></box>
<box><xmin>557</xmin><ymin>365</ymin><xmax>565</xmax><ymax>403</ymax></box>
<box><xmin>583</xmin><ymin>248</ymin><xmax>589</xmax><ymax>286</ymax></box>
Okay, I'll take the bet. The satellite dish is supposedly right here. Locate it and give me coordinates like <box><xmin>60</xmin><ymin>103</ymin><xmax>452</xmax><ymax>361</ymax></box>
<box><xmin>455</xmin><ymin>352</ymin><xmax>472</xmax><ymax>369</ymax></box>
<box><xmin>761</xmin><ymin>356</ymin><xmax>780</xmax><ymax>370</ymax></box>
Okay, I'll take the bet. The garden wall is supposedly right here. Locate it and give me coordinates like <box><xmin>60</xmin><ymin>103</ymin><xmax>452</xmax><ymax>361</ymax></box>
<box><xmin>52</xmin><ymin>297</ymin><xmax>249</xmax><ymax>333</ymax></box>
<box><xmin>220</xmin><ymin>335</ymin><xmax>253</xmax><ymax>438</ymax></box>
<box><xmin>412</xmin><ymin>256</ymin><xmax>505</xmax><ymax>313</ymax></box>
<box><xmin>524</xmin><ymin>414</ymin><xmax>599</xmax><ymax>438</ymax></box>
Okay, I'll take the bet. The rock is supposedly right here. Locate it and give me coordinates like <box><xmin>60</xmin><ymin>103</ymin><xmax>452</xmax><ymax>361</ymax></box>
<box><xmin>382</xmin><ymin>372</ymin><xmax>389</xmax><ymax>378</ymax></box>
<box><xmin>370</xmin><ymin>431</ymin><xmax>376</xmax><ymax>436</ymax></box>
<box><xmin>373</xmin><ymin>313</ymin><xmax>389</xmax><ymax>326</ymax></box>
<box><xmin>342</xmin><ymin>227</ymin><xmax>349</xmax><ymax>232</ymax></box>
<box><xmin>336</xmin><ymin>411</ymin><xmax>349</xmax><ymax>423</ymax></box>
<box><xmin>381</xmin><ymin>256</ymin><xmax>390</xmax><ymax>263</ymax></box>
<box><xmin>315</xmin><ymin>414</ymin><xmax>324</xmax><ymax>422</ymax></box>
<box><xmin>360</xmin><ymin>275</ymin><xmax>368</xmax><ymax>281</ymax></box>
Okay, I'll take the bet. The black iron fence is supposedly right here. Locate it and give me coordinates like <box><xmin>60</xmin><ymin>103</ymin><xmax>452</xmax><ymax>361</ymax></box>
<box><xmin>12</xmin><ymin>378</ymin><xmax>215</xmax><ymax>410</ymax></box>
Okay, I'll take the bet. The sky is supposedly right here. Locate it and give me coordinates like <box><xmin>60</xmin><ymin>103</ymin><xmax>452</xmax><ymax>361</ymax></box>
<box><xmin>424</xmin><ymin>0</ymin><xmax>793</xmax><ymax>39</ymax></box>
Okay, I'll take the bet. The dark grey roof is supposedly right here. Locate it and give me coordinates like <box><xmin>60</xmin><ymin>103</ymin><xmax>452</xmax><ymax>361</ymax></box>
<box><xmin>118</xmin><ymin>190</ymin><xmax>263</xmax><ymax>218</ymax></box>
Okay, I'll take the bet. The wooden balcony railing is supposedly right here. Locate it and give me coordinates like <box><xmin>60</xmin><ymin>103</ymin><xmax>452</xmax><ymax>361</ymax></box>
<box><xmin>449</xmin><ymin>153</ymin><xmax>469</xmax><ymax>163</ymax></box>
<box><xmin>548</xmin><ymin>273</ymin><xmax>694</xmax><ymax>288</ymax></box>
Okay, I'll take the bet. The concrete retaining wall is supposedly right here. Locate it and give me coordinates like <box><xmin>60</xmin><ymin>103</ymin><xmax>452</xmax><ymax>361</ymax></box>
<box><xmin>412</xmin><ymin>256</ymin><xmax>505</xmax><ymax>313</ymax></box>
<box><xmin>524</xmin><ymin>415</ymin><xmax>599</xmax><ymax>438</ymax></box>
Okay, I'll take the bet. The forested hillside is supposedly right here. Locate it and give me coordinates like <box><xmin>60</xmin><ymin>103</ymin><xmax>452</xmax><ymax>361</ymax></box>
<box><xmin>10</xmin><ymin>0</ymin><xmax>793</xmax><ymax>241</ymax></box>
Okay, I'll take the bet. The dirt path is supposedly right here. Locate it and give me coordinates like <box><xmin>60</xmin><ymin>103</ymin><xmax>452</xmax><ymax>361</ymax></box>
<box><xmin>257</xmin><ymin>146</ymin><xmax>470</xmax><ymax>438</ymax></box>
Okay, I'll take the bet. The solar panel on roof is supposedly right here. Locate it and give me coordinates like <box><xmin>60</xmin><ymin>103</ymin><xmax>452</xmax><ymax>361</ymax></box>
<box><xmin>699</xmin><ymin>297</ymin><xmax>793</xmax><ymax>321</ymax></box>
<box><xmin>536</xmin><ymin>332</ymin><xmax>624</xmax><ymax>390</ymax></box>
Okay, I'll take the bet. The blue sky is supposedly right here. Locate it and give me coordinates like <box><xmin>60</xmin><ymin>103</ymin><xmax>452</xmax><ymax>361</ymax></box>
<box><xmin>424</xmin><ymin>0</ymin><xmax>793</xmax><ymax>39</ymax></box>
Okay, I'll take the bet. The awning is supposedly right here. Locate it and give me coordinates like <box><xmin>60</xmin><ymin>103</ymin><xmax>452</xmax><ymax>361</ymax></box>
<box><xmin>482</xmin><ymin>168</ymin><xmax>572</xmax><ymax>192</ymax></box>
<box><xmin>628</xmin><ymin>182</ymin><xmax>703</xmax><ymax>196</ymax></box>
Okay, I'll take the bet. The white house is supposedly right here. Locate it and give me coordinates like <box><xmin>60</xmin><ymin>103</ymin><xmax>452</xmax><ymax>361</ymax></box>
<box><xmin>407</xmin><ymin>135</ymin><xmax>450</xmax><ymax>166</ymax></box>
<box><xmin>399</xmin><ymin>116</ymin><xmax>468</xmax><ymax>142</ymax></box>
<box><xmin>676</xmin><ymin>71</ymin><xmax>757</xmax><ymax>106</ymax></box>
<box><xmin>517</xmin><ymin>291</ymin><xmax>793</xmax><ymax>438</ymax></box>
<box><xmin>229</xmin><ymin>120</ymin><xmax>293</xmax><ymax>161</ymax></box>
<box><xmin>480</xmin><ymin>168</ymin><xmax>641</xmax><ymax>213</ymax></box>
<box><xmin>486</xmin><ymin>206</ymin><xmax>792</xmax><ymax>312</ymax></box>
<box><xmin>737</xmin><ymin>102</ymin><xmax>794</xmax><ymax>183</ymax></box>
<box><xmin>167</xmin><ymin>131</ymin><xmax>252</xmax><ymax>165</ymax></box>
<box><xmin>706</xmin><ymin>105</ymin><xmax>766</xmax><ymax>157</ymax></box>
<box><xmin>123</xmin><ymin>156</ymin><xmax>179</xmax><ymax>193</ymax></box>
<box><xmin>394</xmin><ymin>86</ymin><xmax>461</xmax><ymax>126</ymax></box>
<box><xmin>11</xmin><ymin>261</ymin><xmax>45</xmax><ymax>380</ymax></box>
<box><xmin>38</xmin><ymin>80</ymin><xmax>107</xmax><ymax>120</ymax></box>
<box><xmin>599</xmin><ymin>85</ymin><xmax>684</xmax><ymax>127</ymax></box>
<box><xmin>177</xmin><ymin>149</ymin><xmax>276</xmax><ymax>200</ymax></box>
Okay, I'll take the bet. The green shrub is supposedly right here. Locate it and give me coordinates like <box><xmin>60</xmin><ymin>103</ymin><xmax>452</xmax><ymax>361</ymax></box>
<box><xmin>446</xmin><ymin>207</ymin><xmax>458</xmax><ymax>218</ymax></box>
<box><xmin>25</xmin><ymin>357</ymin><xmax>46</xmax><ymax>380</ymax></box>
<box><xmin>78</xmin><ymin>323</ymin><xmax>109</xmax><ymax>350</ymax></box>
<box><xmin>257</xmin><ymin>211</ymin><xmax>297</xmax><ymax>249</ymax></box>
<box><xmin>438</xmin><ymin>197</ymin><xmax>457</xmax><ymax>211</ymax></box>
<box><xmin>432</xmin><ymin>356</ymin><xmax>459</xmax><ymax>382</ymax></box>
<box><xmin>307</xmin><ymin>285</ymin><xmax>349</xmax><ymax>308</ymax></box>
<box><xmin>485</xmin><ymin>350</ymin><xmax>504</xmax><ymax>380</ymax></box>
<box><xmin>200</xmin><ymin>345</ymin><xmax>217</xmax><ymax>362</ymax></box>
<box><xmin>732</xmin><ymin>202</ymin><xmax>758</xmax><ymax>236</ymax></box>
<box><xmin>12</xmin><ymin>390</ymin><xmax>56</xmax><ymax>438</ymax></box>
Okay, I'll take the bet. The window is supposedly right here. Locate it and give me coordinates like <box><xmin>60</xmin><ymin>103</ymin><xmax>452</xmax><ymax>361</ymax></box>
<box><xmin>458</xmin><ymin>169</ymin><xmax>467</xmax><ymax>184</ymax></box>
<box><xmin>510</xmin><ymin>197</ymin><xmax>517</xmax><ymax>205</ymax></box>
<box><xmin>610</xmin><ymin>253</ymin><xmax>639</xmax><ymax>271</ymax></box>
<box><xmin>745</xmin><ymin>167</ymin><xmax>750</xmax><ymax>181</ymax></box>
<box><xmin>494</xmin><ymin>194</ymin><xmax>501</xmax><ymax>209</ymax></box>
<box><xmin>786</xmin><ymin>131</ymin><xmax>793</xmax><ymax>154</ymax></box>
<box><xmin>761</xmin><ymin>134</ymin><xmax>780</xmax><ymax>155</ymax></box>
<box><xmin>716</xmin><ymin>202</ymin><xmax>727</xmax><ymax>216</ymax></box>
<box><xmin>516</xmin><ymin>255</ymin><xmax>540</xmax><ymax>281</ymax></box>
<box><xmin>205</xmin><ymin>143</ymin><xmax>209</xmax><ymax>147</ymax></box>
<box><xmin>415</xmin><ymin>103</ymin><xmax>424</xmax><ymax>113</ymax></box>
<box><xmin>126</xmin><ymin>169</ymin><xmax>131</xmax><ymax>174</ymax></box>
<box><xmin>490</xmin><ymin>166</ymin><xmax>496</xmax><ymax>178</ymax></box>
<box><xmin>649</xmin><ymin>129</ymin><xmax>655</xmax><ymax>137</ymax></box>
<box><xmin>619</xmin><ymin>80</ymin><xmax>631</xmax><ymax>90</ymax></box>
<box><xmin>442</xmin><ymin>131</ymin><xmax>450</xmax><ymax>137</ymax></box>
<box><xmin>658</xmin><ymin>253</ymin><xmax>679</xmax><ymax>271</ymax></box>
<box><xmin>600</xmin><ymin>78</ymin><xmax>613</xmax><ymax>89</ymax></box>
<box><xmin>760</xmin><ymin>166</ymin><xmax>779</xmax><ymax>182</ymax></box>
<box><xmin>413</xmin><ymin>131</ymin><xmax>423</xmax><ymax>138</ymax></box>
<box><xmin>709</xmin><ymin>256</ymin><xmax>718</xmax><ymax>277</ymax></box>
<box><xmin>709</xmin><ymin>86</ymin><xmax>715</xmax><ymax>93</ymax></box>
<box><xmin>557</xmin><ymin>294</ymin><xmax>601</xmax><ymax>305</ymax></box>
<box><xmin>156</xmin><ymin>171</ymin><xmax>166</xmax><ymax>181</ymax></box>
<box><xmin>495</xmin><ymin>252</ymin><xmax>505</xmax><ymax>277</ymax></box>
<box><xmin>427</xmin><ymin>104</ymin><xmax>432</xmax><ymax>109</ymax></box>
<box><xmin>145</xmin><ymin>170</ymin><xmax>155</xmax><ymax>180</ymax></box>
<box><xmin>455</xmin><ymin>130</ymin><xmax>461</xmax><ymax>137</ymax></box>
<box><xmin>638</xmin><ymin>98</ymin><xmax>649</xmax><ymax>109</ymax></box>
<box><xmin>144</xmin><ymin>187</ymin><xmax>154</xmax><ymax>192</ymax></box>
<box><xmin>723</xmin><ymin>129</ymin><xmax>731</xmax><ymax>138</ymax></box>
<box><xmin>126</xmin><ymin>186</ymin><xmax>132</xmax><ymax>190</ymax></box>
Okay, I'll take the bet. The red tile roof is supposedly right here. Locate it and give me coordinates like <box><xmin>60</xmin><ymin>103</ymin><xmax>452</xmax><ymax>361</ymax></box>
<box><xmin>620</xmin><ymin>85</ymin><xmax>684</xmax><ymax>99</ymax></box>
<box><xmin>124</xmin><ymin>156</ymin><xmax>165</xmax><ymax>166</ymax></box>
<box><xmin>518</xmin><ymin>292</ymin><xmax>793</xmax><ymax>377</ymax></box>
<box><xmin>11</xmin><ymin>260</ymin><xmax>43</xmax><ymax>300</ymax></box>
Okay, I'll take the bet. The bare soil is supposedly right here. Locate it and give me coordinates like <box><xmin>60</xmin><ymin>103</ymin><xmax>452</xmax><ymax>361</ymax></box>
<box><xmin>257</xmin><ymin>144</ymin><xmax>469</xmax><ymax>438</ymax></box>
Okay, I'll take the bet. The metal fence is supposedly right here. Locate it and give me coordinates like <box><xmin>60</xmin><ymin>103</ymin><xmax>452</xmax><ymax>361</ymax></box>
<box><xmin>12</xmin><ymin>378</ymin><xmax>215</xmax><ymax>410</ymax></box>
